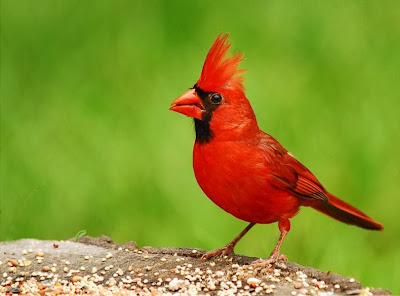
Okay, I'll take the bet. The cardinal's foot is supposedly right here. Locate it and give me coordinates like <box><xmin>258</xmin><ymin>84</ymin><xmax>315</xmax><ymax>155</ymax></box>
<box><xmin>201</xmin><ymin>245</ymin><xmax>235</xmax><ymax>259</ymax></box>
<box><xmin>250</xmin><ymin>254</ymin><xmax>288</xmax><ymax>268</ymax></box>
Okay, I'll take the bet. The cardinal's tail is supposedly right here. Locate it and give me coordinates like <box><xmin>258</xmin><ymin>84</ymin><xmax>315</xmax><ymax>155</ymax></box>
<box><xmin>311</xmin><ymin>192</ymin><xmax>383</xmax><ymax>230</ymax></box>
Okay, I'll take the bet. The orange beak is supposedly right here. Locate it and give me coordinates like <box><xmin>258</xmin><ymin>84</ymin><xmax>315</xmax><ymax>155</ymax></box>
<box><xmin>169</xmin><ymin>89</ymin><xmax>205</xmax><ymax>120</ymax></box>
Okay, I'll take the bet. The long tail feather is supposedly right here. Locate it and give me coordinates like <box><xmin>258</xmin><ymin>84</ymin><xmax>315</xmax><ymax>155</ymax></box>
<box><xmin>312</xmin><ymin>193</ymin><xmax>383</xmax><ymax>230</ymax></box>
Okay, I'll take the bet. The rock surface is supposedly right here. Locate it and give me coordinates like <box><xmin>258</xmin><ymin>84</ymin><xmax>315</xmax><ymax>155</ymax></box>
<box><xmin>0</xmin><ymin>236</ymin><xmax>390</xmax><ymax>295</ymax></box>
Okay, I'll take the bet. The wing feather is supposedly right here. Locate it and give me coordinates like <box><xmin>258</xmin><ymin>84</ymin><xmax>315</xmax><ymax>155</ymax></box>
<box><xmin>264</xmin><ymin>134</ymin><xmax>327</xmax><ymax>202</ymax></box>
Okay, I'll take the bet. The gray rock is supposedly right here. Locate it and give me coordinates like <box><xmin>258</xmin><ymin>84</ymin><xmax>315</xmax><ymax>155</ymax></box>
<box><xmin>0</xmin><ymin>236</ymin><xmax>390</xmax><ymax>295</ymax></box>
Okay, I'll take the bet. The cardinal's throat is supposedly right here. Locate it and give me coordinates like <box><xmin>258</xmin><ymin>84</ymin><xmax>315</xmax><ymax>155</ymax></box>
<box><xmin>194</xmin><ymin>115</ymin><xmax>213</xmax><ymax>144</ymax></box>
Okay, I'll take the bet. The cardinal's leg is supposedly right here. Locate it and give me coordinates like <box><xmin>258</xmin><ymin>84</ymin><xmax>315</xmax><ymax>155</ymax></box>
<box><xmin>251</xmin><ymin>217</ymin><xmax>290</xmax><ymax>267</ymax></box>
<box><xmin>202</xmin><ymin>222</ymin><xmax>255</xmax><ymax>259</ymax></box>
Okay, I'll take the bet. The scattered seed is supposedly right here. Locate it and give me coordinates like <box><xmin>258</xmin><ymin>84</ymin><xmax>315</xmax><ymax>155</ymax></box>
<box><xmin>247</xmin><ymin>277</ymin><xmax>261</xmax><ymax>287</ymax></box>
<box><xmin>71</xmin><ymin>276</ymin><xmax>82</xmax><ymax>282</ymax></box>
<box><xmin>168</xmin><ymin>278</ymin><xmax>185</xmax><ymax>291</ymax></box>
<box><xmin>35</xmin><ymin>252</ymin><xmax>45</xmax><ymax>258</ymax></box>
<box><xmin>8</xmin><ymin>259</ymin><xmax>18</xmax><ymax>267</ymax></box>
<box><xmin>42</xmin><ymin>266</ymin><xmax>50</xmax><ymax>272</ymax></box>
<box><xmin>300</xmin><ymin>288</ymin><xmax>308</xmax><ymax>294</ymax></box>
<box><xmin>0</xmin><ymin>246</ymin><xmax>367</xmax><ymax>295</ymax></box>
<box><xmin>294</xmin><ymin>282</ymin><xmax>302</xmax><ymax>289</ymax></box>
<box><xmin>23</xmin><ymin>260</ymin><xmax>31</xmax><ymax>267</ymax></box>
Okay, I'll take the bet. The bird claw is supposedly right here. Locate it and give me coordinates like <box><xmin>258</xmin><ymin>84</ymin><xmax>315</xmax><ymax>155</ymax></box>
<box><xmin>201</xmin><ymin>245</ymin><xmax>234</xmax><ymax>259</ymax></box>
<box><xmin>250</xmin><ymin>253</ymin><xmax>287</xmax><ymax>268</ymax></box>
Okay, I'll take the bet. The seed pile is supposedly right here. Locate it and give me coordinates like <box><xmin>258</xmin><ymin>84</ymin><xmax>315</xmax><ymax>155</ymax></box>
<box><xmin>0</xmin><ymin>238</ymin><xmax>384</xmax><ymax>295</ymax></box>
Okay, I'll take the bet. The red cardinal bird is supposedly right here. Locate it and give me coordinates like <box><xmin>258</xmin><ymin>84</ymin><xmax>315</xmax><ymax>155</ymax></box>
<box><xmin>170</xmin><ymin>34</ymin><xmax>383</xmax><ymax>266</ymax></box>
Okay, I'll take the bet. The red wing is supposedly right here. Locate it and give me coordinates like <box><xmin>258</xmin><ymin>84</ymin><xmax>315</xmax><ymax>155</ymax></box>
<box><xmin>293</xmin><ymin>173</ymin><xmax>328</xmax><ymax>201</ymax></box>
<box><xmin>268</xmin><ymin>154</ymin><xmax>328</xmax><ymax>202</ymax></box>
<box><xmin>261</xmin><ymin>132</ymin><xmax>328</xmax><ymax>202</ymax></box>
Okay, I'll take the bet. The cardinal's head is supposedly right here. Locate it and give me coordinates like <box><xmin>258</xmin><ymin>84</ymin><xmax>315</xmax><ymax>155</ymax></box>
<box><xmin>170</xmin><ymin>34</ymin><xmax>258</xmax><ymax>144</ymax></box>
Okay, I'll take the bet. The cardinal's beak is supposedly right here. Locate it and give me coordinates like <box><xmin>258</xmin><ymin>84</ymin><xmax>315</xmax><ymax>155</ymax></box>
<box><xmin>170</xmin><ymin>89</ymin><xmax>205</xmax><ymax>120</ymax></box>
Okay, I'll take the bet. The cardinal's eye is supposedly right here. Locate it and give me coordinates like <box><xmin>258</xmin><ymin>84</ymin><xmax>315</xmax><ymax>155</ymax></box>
<box><xmin>210</xmin><ymin>93</ymin><xmax>223</xmax><ymax>104</ymax></box>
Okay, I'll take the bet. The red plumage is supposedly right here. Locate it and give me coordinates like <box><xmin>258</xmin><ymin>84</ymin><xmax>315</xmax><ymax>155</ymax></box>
<box><xmin>170</xmin><ymin>34</ymin><xmax>383</xmax><ymax>266</ymax></box>
<box><xmin>197</xmin><ymin>34</ymin><xmax>246</xmax><ymax>93</ymax></box>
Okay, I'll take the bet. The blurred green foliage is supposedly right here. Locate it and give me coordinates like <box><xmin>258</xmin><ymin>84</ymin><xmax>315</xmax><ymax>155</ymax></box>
<box><xmin>1</xmin><ymin>0</ymin><xmax>399</xmax><ymax>292</ymax></box>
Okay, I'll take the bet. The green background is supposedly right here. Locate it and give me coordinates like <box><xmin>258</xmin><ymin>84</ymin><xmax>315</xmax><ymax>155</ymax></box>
<box><xmin>1</xmin><ymin>1</ymin><xmax>399</xmax><ymax>292</ymax></box>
